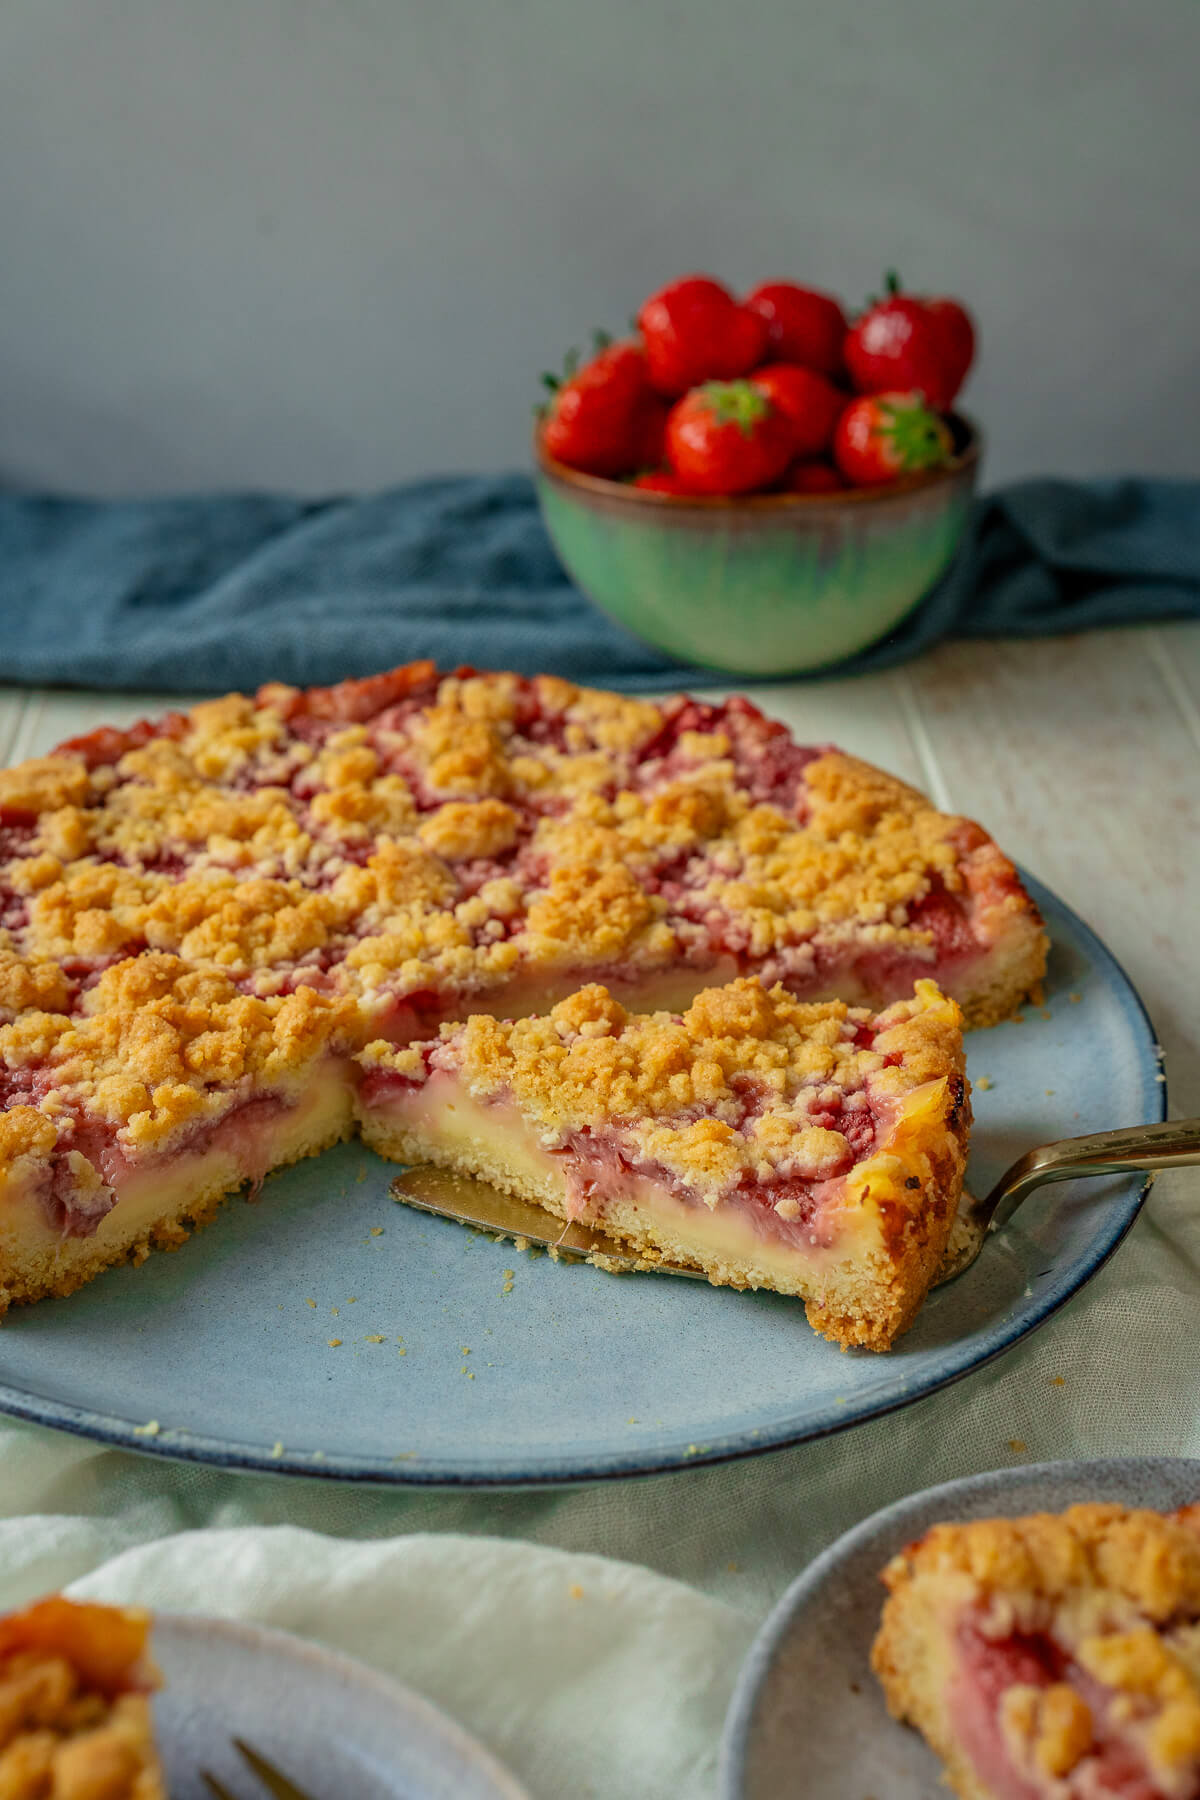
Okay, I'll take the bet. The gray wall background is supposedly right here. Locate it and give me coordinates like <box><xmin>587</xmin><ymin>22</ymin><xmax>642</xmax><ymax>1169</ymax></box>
<box><xmin>1</xmin><ymin>0</ymin><xmax>1197</xmax><ymax>497</ymax></box>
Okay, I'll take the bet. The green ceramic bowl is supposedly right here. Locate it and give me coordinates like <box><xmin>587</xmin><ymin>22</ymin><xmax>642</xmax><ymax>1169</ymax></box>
<box><xmin>534</xmin><ymin>416</ymin><xmax>980</xmax><ymax>677</ymax></box>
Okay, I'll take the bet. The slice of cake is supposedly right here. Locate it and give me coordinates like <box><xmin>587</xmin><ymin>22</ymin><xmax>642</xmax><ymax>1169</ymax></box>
<box><xmin>0</xmin><ymin>955</ymin><xmax>359</xmax><ymax>1313</ymax></box>
<box><xmin>0</xmin><ymin>1596</ymin><xmax>165</xmax><ymax>1799</ymax></box>
<box><xmin>358</xmin><ymin>976</ymin><xmax>970</xmax><ymax>1350</ymax></box>
<box><xmin>872</xmin><ymin>1503</ymin><xmax>1200</xmax><ymax>1798</ymax></box>
<box><xmin>0</xmin><ymin>662</ymin><xmax>1034</xmax><ymax>1316</ymax></box>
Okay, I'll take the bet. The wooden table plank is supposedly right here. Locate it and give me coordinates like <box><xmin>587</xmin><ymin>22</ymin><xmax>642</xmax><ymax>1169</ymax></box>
<box><xmin>2</xmin><ymin>689</ymin><xmax>205</xmax><ymax>765</ymax></box>
<box><xmin>904</xmin><ymin>632</ymin><xmax>1200</xmax><ymax>1115</ymax></box>
<box><xmin>0</xmin><ymin>691</ymin><xmax>26</xmax><ymax>767</ymax></box>
<box><xmin>1149</xmin><ymin>623</ymin><xmax>1200</xmax><ymax>755</ymax></box>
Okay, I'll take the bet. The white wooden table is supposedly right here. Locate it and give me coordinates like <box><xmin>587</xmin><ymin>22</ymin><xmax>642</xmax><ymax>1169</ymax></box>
<box><xmin>2</xmin><ymin>631</ymin><xmax>1199</xmax><ymax>1800</ymax></box>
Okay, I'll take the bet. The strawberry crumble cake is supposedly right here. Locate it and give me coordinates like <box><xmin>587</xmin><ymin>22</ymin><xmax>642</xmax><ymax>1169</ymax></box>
<box><xmin>873</xmin><ymin>1503</ymin><xmax>1200</xmax><ymax>1798</ymax></box>
<box><xmin>0</xmin><ymin>661</ymin><xmax>1042</xmax><ymax>1326</ymax></box>
<box><xmin>362</xmin><ymin>976</ymin><xmax>969</xmax><ymax>1350</ymax></box>
<box><xmin>0</xmin><ymin>1596</ymin><xmax>164</xmax><ymax>1799</ymax></box>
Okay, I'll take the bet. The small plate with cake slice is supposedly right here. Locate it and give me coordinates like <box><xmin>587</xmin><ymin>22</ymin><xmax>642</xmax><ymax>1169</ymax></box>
<box><xmin>0</xmin><ymin>666</ymin><xmax>1163</xmax><ymax>1484</ymax></box>
<box><xmin>0</xmin><ymin>1594</ymin><xmax>528</xmax><ymax>1800</ymax></box>
<box><xmin>719</xmin><ymin>1456</ymin><xmax>1200</xmax><ymax>1800</ymax></box>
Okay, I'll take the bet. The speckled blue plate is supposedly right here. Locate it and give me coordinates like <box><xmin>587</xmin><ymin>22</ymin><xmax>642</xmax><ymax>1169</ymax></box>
<box><xmin>719</xmin><ymin>1456</ymin><xmax>1200</xmax><ymax>1799</ymax></box>
<box><xmin>0</xmin><ymin>875</ymin><xmax>1164</xmax><ymax>1486</ymax></box>
<box><xmin>152</xmin><ymin>1613</ymin><xmax>528</xmax><ymax>1800</ymax></box>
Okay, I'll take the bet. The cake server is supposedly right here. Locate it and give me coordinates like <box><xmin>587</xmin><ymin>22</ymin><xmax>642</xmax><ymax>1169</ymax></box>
<box><xmin>391</xmin><ymin>1117</ymin><xmax>1200</xmax><ymax>1290</ymax></box>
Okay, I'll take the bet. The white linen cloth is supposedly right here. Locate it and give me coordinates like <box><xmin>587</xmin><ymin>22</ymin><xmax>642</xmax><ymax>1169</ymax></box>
<box><xmin>1</xmin><ymin>1173</ymin><xmax>1197</xmax><ymax>1798</ymax></box>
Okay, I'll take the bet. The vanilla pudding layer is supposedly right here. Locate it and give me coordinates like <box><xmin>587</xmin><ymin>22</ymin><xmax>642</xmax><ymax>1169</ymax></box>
<box><xmin>0</xmin><ymin>1063</ymin><xmax>354</xmax><ymax>1312</ymax></box>
<box><xmin>358</xmin><ymin>1069</ymin><xmax>964</xmax><ymax>1351</ymax></box>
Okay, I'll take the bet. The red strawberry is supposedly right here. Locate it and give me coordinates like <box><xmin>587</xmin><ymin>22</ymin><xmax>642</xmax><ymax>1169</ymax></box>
<box><xmin>637</xmin><ymin>275</ymin><xmax>769</xmax><ymax>398</ymax></box>
<box><xmin>743</xmin><ymin>282</ymin><xmax>848</xmax><ymax>378</ymax></box>
<box><xmin>631</xmin><ymin>471</ymin><xmax>697</xmax><ymax>495</ymax></box>
<box><xmin>540</xmin><ymin>341</ymin><xmax>659</xmax><ymax>477</ymax></box>
<box><xmin>633</xmin><ymin>398</ymin><xmax>670</xmax><ymax>471</ymax></box>
<box><xmin>665</xmin><ymin>380</ymin><xmax>795</xmax><ymax>495</ymax></box>
<box><xmin>925</xmin><ymin>297</ymin><xmax>976</xmax><ymax>395</ymax></box>
<box><xmin>833</xmin><ymin>392</ymin><xmax>953</xmax><ymax>487</ymax></box>
<box><xmin>783</xmin><ymin>461</ymin><xmax>847</xmax><ymax>495</ymax></box>
<box><xmin>845</xmin><ymin>273</ymin><xmax>975</xmax><ymax>411</ymax></box>
<box><xmin>750</xmin><ymin>364</ymin><xmax>843</xmax><ymax>459</ymax></box>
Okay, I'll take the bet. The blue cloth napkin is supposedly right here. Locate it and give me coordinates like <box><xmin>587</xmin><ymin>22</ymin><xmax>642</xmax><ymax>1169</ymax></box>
<box><xmin>0</xmin><ymin>474</ymin><xmax>1197</xmax><ymax>694</ymax></box>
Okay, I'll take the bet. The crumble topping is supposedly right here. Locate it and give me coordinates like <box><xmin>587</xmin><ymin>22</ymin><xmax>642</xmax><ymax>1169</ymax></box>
<box><xmin>0</xmin><ymin>1600</ymin><xmax>162</xmax><ymax>1800</ymax></box>
<box><xmin>890</xmin><ymin>1505</ymin><xmax>1200</xmax><ymax>1621</ymax></box>
<box><xmin>0</xmin><ymin>665</ymin><xmax>1039</xmax><ymax>1207</ymax></box>
<box><xmin>999</xmin><ymin>1681</ymin><xmax>1096</xmax><ymax>1780</ymax></box>
<box><xmin>364</xmin><ymin>976</ymin><xmax>964</xmax><ymax>1203</ymax></box>
<box><xmin>416</xmin><ymin>799</ymin><xmax>520</xmax><ymax>862</ymax></box>
<box><xmin>0</xmin><ymin>757</ymin><xmax>91</xmax><ymax>817</ymax></box>
<box><xmin>0</xmin><ymin>936</ymin><xmax>72</xmax><ymax>1021</ymax></box>
<box><xmin>522</xmin><ymin>862</ymin><xmax>669</xmax><ymax>966</ymax></box>
<box><xmin>0</xmin><ymin>1106</ymin><xmax>58</xmax><ymax>1165</ymax></box>
<box><xmin>0</xmin><ymin>670</ymin><xmax>1026</xmax><ymax>1010</ymax></box>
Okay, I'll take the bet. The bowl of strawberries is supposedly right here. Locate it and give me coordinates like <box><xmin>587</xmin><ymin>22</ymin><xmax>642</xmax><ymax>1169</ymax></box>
<box><xmin>534</xmin><ymin>271</ymin><xmax>979</xmax><ymax>676</ymax></box>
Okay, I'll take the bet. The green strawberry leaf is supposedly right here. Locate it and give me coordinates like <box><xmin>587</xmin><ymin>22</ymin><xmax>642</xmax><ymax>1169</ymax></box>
<box><xmin>696</xmin><ymin>380</ymin><xmax>770</xmax><ymax>436</ymax></box>
<box><xmin>877</xmin><ymin>397</ymin><xmax>952</xmax><ymax>471</ymax></box>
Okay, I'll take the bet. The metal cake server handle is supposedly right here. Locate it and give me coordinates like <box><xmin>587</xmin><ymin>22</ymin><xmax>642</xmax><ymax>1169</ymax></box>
<box><xmin>392</xmin><ymin>1118</ymin><xmax>1200</xmax><ymax>1291</ymax></box>
<box><xmin>937</xmin><ymin>1117</ymin><xmax>1200</xmax><ymax>1283</ymax></box>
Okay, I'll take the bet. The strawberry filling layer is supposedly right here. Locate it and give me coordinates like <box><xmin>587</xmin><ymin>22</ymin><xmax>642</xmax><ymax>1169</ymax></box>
<box><xmin>362</xmin><ymin>1030</ymin><xmax>887</xmax><ymax>1254</ymax></box>
<box><xmin>553</xmin><ymin>1126</ymin><xmax>853</xmax><ymax>1251</ymax></box>
<box><xmin>950</xmin><ymin>1619</ymin><xmax>1171</xmax><ymax>1800</ymax></box>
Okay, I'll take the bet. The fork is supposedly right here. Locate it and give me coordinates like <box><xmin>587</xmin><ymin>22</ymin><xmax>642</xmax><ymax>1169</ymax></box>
<box><xmin>201</xmin><ymin>1740</ymin><xmax>313</xmax><ymax>1800</ymax></box>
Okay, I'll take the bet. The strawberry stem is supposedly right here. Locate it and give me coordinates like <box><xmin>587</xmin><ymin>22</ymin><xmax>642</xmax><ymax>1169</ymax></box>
<box><xmin>696</xmin><ymin>380</ymin><xmax>771</xmax><ymax>435</ymax></box>
<box><xmin>885</xmin><ymin>269</ymin><xmax>902</xmax><ymax>296</ymax></box>
<box><xmin>878</xmin><ymin>397</ymin><xmax>951</xmax><ymax>470</ymax></box>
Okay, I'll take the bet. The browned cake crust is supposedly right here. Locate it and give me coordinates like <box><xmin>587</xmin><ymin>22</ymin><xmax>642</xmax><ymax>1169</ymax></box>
<box><xmin>872</xmin><ymin>1503</ymin><xmax>1200</xmax><ymax>1798</ymax></box>
<box><xmin>0</xmin><ymin>1598</ymin><xmax>164</xmax><ymax>1800</ymax></box>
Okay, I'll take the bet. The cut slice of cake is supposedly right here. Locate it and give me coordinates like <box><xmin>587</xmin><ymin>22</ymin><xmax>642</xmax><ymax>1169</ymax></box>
<box><xmin>0</xmin><ymin>661</ymin><xmax>1035</xmax><ymax>1317</ymax></box>
<box><xmin>358</xmin><ymin>976</ymin><xmax>970</xmax><ymax>1350</ymax></box>
<box><xmin>872</xmin><ymin>1502</ymin><xmax>1200</xmax><ymax>1799</ymax></box>
<box><xmin>0</xmin><ymin>954</ymin><xmax>359</xmax><ymax>1314</ymax></box>
<box><xmin>0</xmin><ymin>1596</ymin><xmax>165</xmax><ymax>1799</ymax></box>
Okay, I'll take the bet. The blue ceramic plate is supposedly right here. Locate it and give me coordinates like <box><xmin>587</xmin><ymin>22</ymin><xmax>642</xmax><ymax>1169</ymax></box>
<box><xmin>0</xmin><ymin>875</ymin><xmax>1164</xmax><ymax>1486</ymax></box>
<box><xmin>152</xmin><ymin>1613</ymin><xmax>528</xmax><ymax>1800</ymax></box>
<box><xmin>719</xmin><ymin>1456</ymin><xmax>1200</xmax><ymax>1799</ymax></box>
